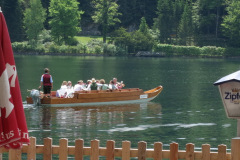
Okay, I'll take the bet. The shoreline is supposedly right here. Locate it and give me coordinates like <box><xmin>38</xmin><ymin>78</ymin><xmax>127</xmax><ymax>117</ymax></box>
<box><xmin>13</xmin><ymin>52</ymin><xmax>239</xmax><ymax>59</ymax></box>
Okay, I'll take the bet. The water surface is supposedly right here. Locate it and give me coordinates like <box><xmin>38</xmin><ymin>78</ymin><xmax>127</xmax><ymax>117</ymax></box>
<box><xmin>15</xmin><ymin>56</ymin><xmax>240</xmax><ymax>151</ymax></box>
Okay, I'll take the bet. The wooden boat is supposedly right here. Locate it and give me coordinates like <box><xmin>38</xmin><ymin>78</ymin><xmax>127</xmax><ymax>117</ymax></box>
<box><xmin>26</xmin><ymin>86</ymin><xmax>163</xmax><ymax>107</ymax></box>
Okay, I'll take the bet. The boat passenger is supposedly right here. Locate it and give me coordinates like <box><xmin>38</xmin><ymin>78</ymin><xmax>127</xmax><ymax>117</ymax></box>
<box><xmin>74</xmin><ymin>80</ymin><xmax>86</xmax><ymax>91</ymax></box>
<box><xmin>109</xmin><ymin>80</ymin><xmax>117</xmax><ymax>90</ymax></box>
<box><xmin>98</xmin><ymin>79</ymin><xmax>108</xmax><ymax>90</ymax></box>
<box><xmin>66</xmin><ymin>81</ymin><xmax>74</xmax><ymax>98</ymax></box>
<box><xmin>67</xmin><ymin>81</ymin><xmax>73</xmax><ymax>89</ymax></box>
<box><xmin>113</xmin><ymin>78</ymin><xmax>125</xmax><ymax>89</ymax></box>
<box><xmin>56</xmin><ymin>81</ymin><xmax>68</xmax><ymax>97</ymax></box>
<box><xmin>90</xmin><ymin>78</ymin><xmax>98</xmax><ymax>90</ymax></box>
<box><xmin>85</xmin><ymin>80</ymin><xmax>91</xmax><ymax>91</ymax></box>
<box><xmin>96</xmin><ymin>80</ymin><xmax>100</xmax><ymax>86</ymax></box>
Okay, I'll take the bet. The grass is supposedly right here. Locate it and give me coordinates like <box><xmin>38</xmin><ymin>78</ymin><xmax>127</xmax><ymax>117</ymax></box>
<box><xmin>75</xmin><ymin>36</ymin><xmax>103</xmax><ymax>44</ymax></box>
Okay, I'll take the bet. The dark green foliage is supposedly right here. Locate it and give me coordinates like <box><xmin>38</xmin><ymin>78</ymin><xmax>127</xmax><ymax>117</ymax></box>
<box><xmin>154</xmin><ymin>0</ymin><xmax>174</xmax><ymax>43</ymax></box>
<box><xmin>178</xmin><ymin>0</ymin><xmax>194</xmax><ymax>45</ymax></box>
<box><xmin>41</xmin><ymin>0</ymin><xmax>50</xmax><ymax>29</ymax></box>
<box><xmin>195</xmin><ymin>0</ymin><xmax>225</xmax><ymax>36</ymax></box>
<box><xmin>111</xmin><ymin>27</ymin><xmax>155</xmax><ymax>54</ymax></box>
<box><xmin>117</xmin><ymin>0</ymin><xmax>157</xmax><ymax>28</ymax></box>
<box><xmin>78</xmin><ymin>0</ymin><xmax>94</xmax><ymax>25</ymax></box>
<box><xmin>221</xmin><ymin>0</ymin><xmax>240</xmax><ymax>47</ymax></box>
<box><xmin>2</xmin><ymin>0</ymin><xmax>24</xmax><ymax>42</ymax></box>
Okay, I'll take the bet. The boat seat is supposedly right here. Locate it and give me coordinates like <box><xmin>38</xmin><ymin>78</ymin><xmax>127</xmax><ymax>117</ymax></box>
<box><xmin>51</xmin><ymin>91</ymin><xmax>56</xmax><ymax>97</ymax></box>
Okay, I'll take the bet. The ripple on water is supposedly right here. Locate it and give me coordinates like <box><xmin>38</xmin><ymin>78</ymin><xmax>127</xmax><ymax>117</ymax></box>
<box><xmin>100</xmin><ymin>123</ymin><xmax>216</xmax><ymax>133</ymax></box>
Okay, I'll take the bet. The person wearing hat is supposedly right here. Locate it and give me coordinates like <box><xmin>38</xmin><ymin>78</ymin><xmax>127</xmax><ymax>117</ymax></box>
<box><xmin>39</xmin><ymin>68</ymin><xmax>53</xmax><ymax>97</ymax></box>
<box><xmin>90</xmin><ymin>78</ymin><xmax>98</xmax><ymax>90</ymax></box>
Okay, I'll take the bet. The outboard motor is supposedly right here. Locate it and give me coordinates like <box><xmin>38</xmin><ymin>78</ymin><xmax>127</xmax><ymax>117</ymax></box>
<box><xmin>30</xmin><ymin>89</ymin><xmax>41</xmax><ymax>106</ymax></box>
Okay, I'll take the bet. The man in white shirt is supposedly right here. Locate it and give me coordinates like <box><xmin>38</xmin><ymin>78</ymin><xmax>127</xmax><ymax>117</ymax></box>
<box><xmin>74</xmin><ymin>80</ymin><xmax>86</xmax><ymax>91</ymax></box>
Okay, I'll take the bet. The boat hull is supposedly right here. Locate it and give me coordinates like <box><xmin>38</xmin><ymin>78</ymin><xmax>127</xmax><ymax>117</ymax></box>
<box><xmin>26</xmin><ymin>86</ymin><xmax>163</xmax><ymax>107</ymax></box>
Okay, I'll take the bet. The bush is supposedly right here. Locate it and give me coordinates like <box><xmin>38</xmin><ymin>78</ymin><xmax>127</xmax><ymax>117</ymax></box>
<box><xmin>48</xmin><ymin>44</ymin><xmax>59</xmax><ymax>53</ymax></box>
<box><xmin>87</xmin><ymin>39</ymin><xmax>103</xmax><ymax>54</ymax></box>
<box><xmin>65</xmin><ymin>37</ymin><xmax>79</xmax><ymax>46</ymax></box>
<box><xmin>103</xmin><ymin>43</ymin><xmax>117</xmax><ymax>56</ymax></box>
<box><xmin>153</xmin><ymin>44</ymin><xmax>226</xmax><ymax>57</ymax></box>
<box><xmin>12</xmin><ymin>41</ymin><xmax>46</xmax><ymax>53</ymax></box>
<box><xmin>12</xmin><ymin>42</ymin><xmax>28</xmax><ymax>52</ymax></box>
<box><xmin>94</xmin><ymin>46</ymin><xmax>102</xmax><ymax>54</ymax></box>
<box><xmin>111</xmin><ymin>28</ymin><xmax>155</xmax><ymax>54</ymax></box>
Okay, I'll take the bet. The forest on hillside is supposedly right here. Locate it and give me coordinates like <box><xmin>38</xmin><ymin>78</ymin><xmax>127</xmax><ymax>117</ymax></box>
<box><xmin>0</xmin><ymin>0</ymin><xmax>240</xmax><ymax>56</ymax></box>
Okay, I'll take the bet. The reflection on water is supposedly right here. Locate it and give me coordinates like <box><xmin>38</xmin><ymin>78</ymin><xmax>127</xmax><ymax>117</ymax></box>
<box><xmin>24</xmin><ymin>102</ymin><xmax>162</xmax><ymax>147</ymax></box>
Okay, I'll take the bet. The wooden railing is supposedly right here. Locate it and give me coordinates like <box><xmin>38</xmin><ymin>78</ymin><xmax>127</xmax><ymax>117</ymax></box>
<box><xmin>1</xmin><ymin>137</ymin><xmax>240</xmax><ymax>160</ymax></box>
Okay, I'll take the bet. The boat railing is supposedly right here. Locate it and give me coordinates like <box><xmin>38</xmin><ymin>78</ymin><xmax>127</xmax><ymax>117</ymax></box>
<box><xmin>75</xmin><ymin>88</ymin><xmax>141</xmax><ymax>94</ymax></box>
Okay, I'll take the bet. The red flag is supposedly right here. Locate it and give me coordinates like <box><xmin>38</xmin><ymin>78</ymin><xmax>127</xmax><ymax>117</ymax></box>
<box><xmin>0</xmin><ymin>11</ymin><xmax>29</xmax><ymax>148</ymax></box>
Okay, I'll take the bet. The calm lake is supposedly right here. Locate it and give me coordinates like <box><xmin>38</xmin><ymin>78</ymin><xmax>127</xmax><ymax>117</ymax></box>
<box><xmin>13</xmin><ymin>55</ymin><xmax>240</xmax><ymax>156</ymax></box>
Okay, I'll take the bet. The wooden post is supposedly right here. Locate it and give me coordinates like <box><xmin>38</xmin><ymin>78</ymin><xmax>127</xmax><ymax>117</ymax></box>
<box><xmin>75</xmin><ymin>139</ymin><xmax>84</xmax><ymax>160</ymax></box>
<box><xmin>170</xmin><ymin>143</ymin><xmax>178</xmax><ymax>160</ymax></box>
<box><xmin>43</xmin><ymin>137</ymin><xmax>52</xmax><ymax>160</ymax></box>
<box><xmin>9</xmin><ymin>149</ymin><xmax>21</xmax><ymax>160</ymax></box>
<box><xmin>91</xmin><ymin>139</ymin><xmax>99</xmax><ymax>160</ymax></box>
<box><xmin>122</xmin><ymin>141</ymin><xmax>131</xmax><ymax>160</ymax></box>
<box><xmin>0</xmin><ymin>147</ymin><xmax>3</xmax><ymax>160</ymax></box>
<box><xmin>59</xmin><ymin>138</ymin><xmax>68</xmax><ymax>160</ymax></box>
<box><xmin>186</xmin><ymin>143</ymin><xmax>194</xmax><ymax>160</ymax></box>
<box><xmin>217</xmin><ymin>144</ymin><xmax>227</xmax><ymax>160</ymax></box>
<box><xmin>138</xmin><ymin>141</ymin><xmax>147</xmax><ymax>160</ymax></box>
<box><xmin>237</xmin><ymin>119</ymin><xmax>240</xmax><ymax>137</ymax></box>
<box><xmin>153</xmin><ymin>142</ymin><xmax>162</xmax><ymax>160</ymax></box>
<box><xmin>27</xmin><ymin>137</ymin><xmax>36</xmax><ymax>160</ymax></box>
<box><xmin>106</xmin><ymin>140</ymin><xmax>115</xmax><ymax>160</ymax></box>
<box><xmin>231</xmin><ymin>138</ymin><xmax>240</xmax><ymax>160</ymax></box>
<box><xmin>202</xmin><ymin>144</ymin><xmax>210</xmax><ymax>160</ymax></box>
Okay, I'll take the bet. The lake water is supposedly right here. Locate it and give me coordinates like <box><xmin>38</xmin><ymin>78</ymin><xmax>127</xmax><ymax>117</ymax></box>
<box><xmin>12</xmin><ymin>56</ymin><xmax>240</xmax><ymax>156</ymax></box>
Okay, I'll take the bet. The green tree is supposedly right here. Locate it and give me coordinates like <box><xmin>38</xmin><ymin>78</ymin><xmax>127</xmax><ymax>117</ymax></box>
<box><xmin>173</xmin><ymin>0</ymin><xmax>184</xmax><ymax>36</ymax></box>
<box><xmin>221</xmin><ymin>0</ymin><xmax>240</xmax><ymax>47</ymax></box>
<box><xmin>194</xmin><ymin>0</ymin><xmax>225</xmax><ymax>37</ymax></box>
<box><xmin>111</xmin><ymin>27</ymin><xmax>154</xmax><ymax>54</ymax></box>
<box><xmin>117</xmin><ymin>0</ymin><xmax>157</xmax><ymax>28</ymax></box>
<box><xmin>92</xmin><ymin>0</ymin><xmax>121</xmax><ymax>43</ymax></box>
<box><xmin>154</xmin><ymin>0</ymin><xmax>173</xmax><ymax>43</ymax></box>
<box><xmin>23</xmin><ymin>0</ymin><xmax>46</xmax><ymax>45</ymax></box>
<box><xmin>139</xmin><ymin>17</ymin><xmax>149</xmax><ymax>34</ymax></box>
<box><xmin>49</xmin><ymin>0</ymin><xmax>83</xmax><ymax>45</ymax></box>
<box><xmin>178</xmin><ymin>0</ymin><xmax>194</xmax><ymax>45</ymax></box>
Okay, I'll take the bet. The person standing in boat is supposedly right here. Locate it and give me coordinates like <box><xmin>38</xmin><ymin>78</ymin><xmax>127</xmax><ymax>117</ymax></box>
<box><xmin>39</xmin><ymin>68</ymin><xmax>53</xmax><ymax>97</ymax></box>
